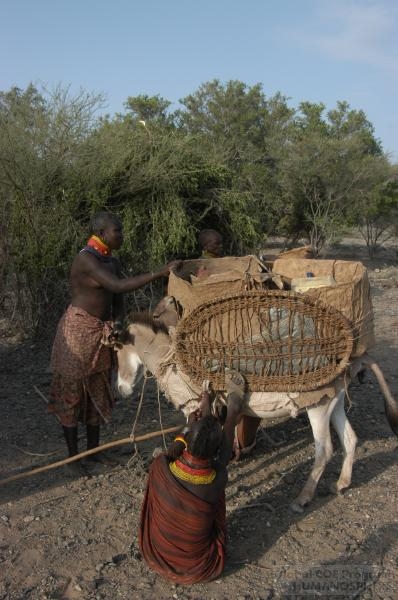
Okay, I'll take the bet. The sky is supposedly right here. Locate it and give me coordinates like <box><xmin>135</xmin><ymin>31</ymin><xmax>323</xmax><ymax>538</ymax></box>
<box><xmin>1</xmin><ymin>0</ymin><xmax>397</xmax><ymax>160</ymax></box>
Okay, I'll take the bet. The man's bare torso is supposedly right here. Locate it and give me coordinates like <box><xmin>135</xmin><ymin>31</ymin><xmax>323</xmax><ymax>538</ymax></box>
<box><xmin>69</xmin><ymin>251</ymin><xmax>120</xmax><ymax>321</ymax></box>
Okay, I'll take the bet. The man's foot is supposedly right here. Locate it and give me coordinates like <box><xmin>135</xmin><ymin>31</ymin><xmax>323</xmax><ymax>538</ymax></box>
<box><xmin>84</xmin><ymin>451</ymin><xmax>118</xmax><ymax>466</ymax></box>
<box><xmin>225</xmin><ymin>370</ymin><xmax>246</xmax><ymax>398</ymax></box>
<box><xmin>64</xmin><ymin>461</ymin><xmax>86</xmax><ymax>478</ymax></box>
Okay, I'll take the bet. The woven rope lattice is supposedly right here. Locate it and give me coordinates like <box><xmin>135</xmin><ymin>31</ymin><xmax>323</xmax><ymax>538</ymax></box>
<box><xmin>174</xmin><ymin>290</ymin><xmax>353</xmax><ymax>392</ymax></box>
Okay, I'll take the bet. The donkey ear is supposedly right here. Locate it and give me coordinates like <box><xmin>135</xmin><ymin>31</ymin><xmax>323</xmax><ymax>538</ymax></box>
<box><xmin>108</xmin><ymin>326</ymin><xmax>133</xmax><ymax>347</ymax></box>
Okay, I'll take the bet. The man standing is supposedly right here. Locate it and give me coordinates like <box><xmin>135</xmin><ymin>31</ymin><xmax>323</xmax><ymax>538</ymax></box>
<box><xmin>49</xmin><ymin>211</ymin><xmax>180</xmax><ymax>470</ymax></box>
<box><xmin>139</xmin><ymin>371</ymin><xmax>245</xmax><ymax>584</ymax></box>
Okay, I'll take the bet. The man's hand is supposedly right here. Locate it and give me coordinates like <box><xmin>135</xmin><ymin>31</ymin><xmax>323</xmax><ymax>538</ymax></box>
<box><xmin>157</xmin><ymin>260</ymin><xmax>182</xmax><ymax>278</ymax></box>
<box><xmin>166</xmin><ymin>260</ymin><xmax>182</xmax><ymax>274</ymax></box>
<box><xmin>198</xmin><ymin>389</ymin><xmax>212</xmax><ymax>414</ymax></box>
<box><xmin>187</xmin><ymin>408</ymin><xmax>202</xmax><ymax>427</ymax></box>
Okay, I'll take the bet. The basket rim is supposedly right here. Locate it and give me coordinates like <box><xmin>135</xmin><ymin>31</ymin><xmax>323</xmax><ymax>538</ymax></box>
<box><xmin>174</xmin><ymin>289</ymin><xmax>354</xmax><ymax>393</ymax></box>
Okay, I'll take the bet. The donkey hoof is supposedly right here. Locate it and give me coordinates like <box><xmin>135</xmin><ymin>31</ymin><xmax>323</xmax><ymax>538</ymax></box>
<box><xmin>289</xmin><ymin>501</ymin><xmax>304</xmax><ymax>514</ymax></box>
<box><xmin>329</xmin><ymin>481</ymin><xmax>349</xmax><ymax>495</ymax></box>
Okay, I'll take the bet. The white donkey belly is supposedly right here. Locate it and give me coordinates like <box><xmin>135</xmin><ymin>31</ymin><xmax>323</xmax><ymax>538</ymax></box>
<box><xmin>158</xmin><ymin>365</ymin><xmax>300</xmax><ymax>420</ymax></box>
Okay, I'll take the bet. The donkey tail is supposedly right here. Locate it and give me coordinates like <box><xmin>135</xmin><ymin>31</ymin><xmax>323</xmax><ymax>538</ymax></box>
<box><xmin>362</xmin><ymin>353</ymin><xmax>398</xmax><ymax>437</ymax></box>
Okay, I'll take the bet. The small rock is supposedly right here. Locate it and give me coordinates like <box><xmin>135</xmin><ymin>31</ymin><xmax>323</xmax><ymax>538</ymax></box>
<box><xmin>237</xmin><ymin>484</ymin><xmax>249</xmax><ymax>492</ymax></box>
<box><xmin>74</xmin><ymin>584</ymin><xmax>82</xmax><ymax>592</ymax></box>
<box><xmin>95</xmin><ymin>563</ymin><xmax>104</xmax><ymax>572</ymax></box>
<box><xmin>112</xmin><ymin>553</ymin><xmax>127</xmax><ymax>565</ymax></box>
<box><xmin>1</xmin><ymin>515</ymin><xmax>9</xmax><ymax>523</ymax></box>
<box><xmin>296</xmin><ymin>521</ymin><xmax>315</xmax><ymax>533</ymax></box>
<box><xmin>137</xmin><ymin>582</ymin><xmax>151</xmax><ymax>589</ymax></box>
<box><xmin>283</xmin><ymin>473</ymin><xmax>295</xmax><ymax>485</ymax></box>
<box><xmin>23</xmin><ymin>515</ymin><xmax>35</xmax><ymax>524</ymax></box>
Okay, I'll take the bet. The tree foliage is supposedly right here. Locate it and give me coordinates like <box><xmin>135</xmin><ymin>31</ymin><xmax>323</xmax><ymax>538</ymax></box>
<box><xmin>351</xmin><ymin>162</ymin><xmax>398</xmax><ymax>257</ymax></box>
<box><xmin>0</xmin><ymin>81</ymin><xmax>396</xmax><ymax>333</ymax></box>
<box><xmin>276</xmin><ymin>101</ymin><xmax>388</xmax><ymax>253</ymax></box>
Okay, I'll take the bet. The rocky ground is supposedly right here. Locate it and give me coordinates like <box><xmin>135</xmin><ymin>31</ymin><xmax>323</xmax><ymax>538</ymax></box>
<box><xmin>0</xmin><ymin>237</ymin><xmax>397</xmax><ymax>600</ymax></box>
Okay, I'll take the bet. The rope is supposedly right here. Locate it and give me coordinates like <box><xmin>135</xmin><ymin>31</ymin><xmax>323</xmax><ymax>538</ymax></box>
<box><xmin>157</xmin><ymin>384</ymin><xmax>167</xmax><ymax>450</ymax></box>
<box><xmin>129</xmin><ymin>373</ymin><xmax>149</xmax><ymax>457</ymax></box>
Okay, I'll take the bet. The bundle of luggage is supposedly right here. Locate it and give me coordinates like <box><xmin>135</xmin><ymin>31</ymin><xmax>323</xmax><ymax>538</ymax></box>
<box><xmin>168</xmin><ymin>252</ymin><xmax>374</xmax><ymax>393</ymax></box>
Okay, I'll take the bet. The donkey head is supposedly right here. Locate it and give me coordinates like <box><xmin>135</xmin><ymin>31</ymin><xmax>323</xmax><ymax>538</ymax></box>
<box><xmin>111</xmin><ymin>311</ymin><xmax>172</xmax><ymax>398</ymax></box>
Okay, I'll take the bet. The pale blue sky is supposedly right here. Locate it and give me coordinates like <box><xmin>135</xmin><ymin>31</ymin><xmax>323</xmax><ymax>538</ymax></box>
<box><xmin>1</xmin><ymin>0</ymin><xmax>397</xmax><ymax>160</ymax></box>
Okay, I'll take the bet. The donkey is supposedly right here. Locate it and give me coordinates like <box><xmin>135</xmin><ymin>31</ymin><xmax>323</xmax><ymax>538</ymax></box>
<box><xmin>112</xmin><ymin>310</ymin><xmax>398</xmax><ymax>513</ymax></box>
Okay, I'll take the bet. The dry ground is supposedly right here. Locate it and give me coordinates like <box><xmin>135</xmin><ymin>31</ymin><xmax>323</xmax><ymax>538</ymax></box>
<box><xmin>0</xmin><ymin>236</ymin><xmax>397</xmax><ymax>600</ymax></box>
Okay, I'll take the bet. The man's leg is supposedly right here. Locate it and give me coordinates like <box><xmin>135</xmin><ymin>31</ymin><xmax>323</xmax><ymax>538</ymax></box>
<box><xmin>63</xmin><ymin>425</ymin><xmax>79</xmax><ymax>457</ymax></box>
<box><xmin>62</xmin><ymin>425</ymin><xmax>86</xmax><ymax>476</ymax></box>
<box><xmin>236</xmin><ymin>416</ymin><xmax>261</xmax><ymax>452</ymax></box>
<box><xmin>85</xmin><ymin>423</ymin><xmax>118</xmax><ymax>466</ymax></box>
<box><xmin>224</xmin><ymin>374</ymin><xmax>260</xmax><ymax>457</ymax></box>
<box><xmin>86</xmin><ymin>424</ymin><xmax>100</xmax><ymax>450</ymax></box>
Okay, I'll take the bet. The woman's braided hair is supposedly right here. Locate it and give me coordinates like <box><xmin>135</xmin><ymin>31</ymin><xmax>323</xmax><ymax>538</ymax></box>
<box><xmin>187</xmin><ymin>415</ymin><xmax>222</xmax><ymax>459</ymax></box>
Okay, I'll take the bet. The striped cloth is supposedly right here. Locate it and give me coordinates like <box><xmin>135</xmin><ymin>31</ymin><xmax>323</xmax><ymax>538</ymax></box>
<box><xmin>48</xmin><ymin>305</ymin><xmax>114</xmax><ymax>426</ymax></box>
<box><xmin>139</xmin><ymin>454</ymin><xmax>225</xmax><ymax>584</ymax></box>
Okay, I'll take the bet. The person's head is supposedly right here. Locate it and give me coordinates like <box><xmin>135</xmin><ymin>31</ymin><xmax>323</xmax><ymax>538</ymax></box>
<box><xmin>198</xmin><ymin>229</ymin><xmax>223</xmax><ymax>258</ymax></box>
<box><xmin>186</xmin><ymin>415</ymin><xmax>223</xmax><ymax>459</ymax></box>
<box><xmin>90</xmin><ymin>211</ymin><xmax>123</xmax><ymax>251</ymax></box>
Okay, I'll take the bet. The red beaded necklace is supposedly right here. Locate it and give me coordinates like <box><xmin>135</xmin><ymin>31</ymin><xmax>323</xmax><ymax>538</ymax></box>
<box><xmin>86</xmin><ymin>235</ymin><xmax>112</xmax><ymax>256</ymax></box>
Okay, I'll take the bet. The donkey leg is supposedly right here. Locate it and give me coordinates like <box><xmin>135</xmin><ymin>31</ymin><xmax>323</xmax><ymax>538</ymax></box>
<box><xmin>330</xmin><ymin>391</ymin><xmax>358</xmax><ymax>494</ymax></box>
<box><xmin>290</xmin><ymin>396</ymin><xmax>338</xmax><ymax>513</ymax></box>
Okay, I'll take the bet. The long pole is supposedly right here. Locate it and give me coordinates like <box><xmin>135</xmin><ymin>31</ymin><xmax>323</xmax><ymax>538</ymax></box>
<box><xmin>0</xmin><ymin>425</ymin><xmax>181</xmax><ymax>486</ymax></box>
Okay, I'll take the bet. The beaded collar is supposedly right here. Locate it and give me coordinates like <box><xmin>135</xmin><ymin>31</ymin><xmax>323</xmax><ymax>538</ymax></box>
<box><xmin>87</xmin><ymin>235</ymin><xmax>112</xmax><ymax>256</ymax></box>
<box><xmin>169</xmin><ymin>450</ymin><xmax>216</xmax><ymax>485</ymax></box>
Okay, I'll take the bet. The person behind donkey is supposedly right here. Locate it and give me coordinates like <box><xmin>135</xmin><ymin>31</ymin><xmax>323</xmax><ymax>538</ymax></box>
<box><xmin>197</xmin><ymin>227</ymin><xmax>261</xmax><ymax>455</ymax></box>
<box><xmin>48</xmin><ymin>211</ymin><xmax>181</xmax><ymax>472</ymax></box>
<box><xmin>139</xmin><ymin>371</ymin><xmax>246</xmax><ymax>584</ymax></box>
<box><xmin>198</xmin><ymin>228</ymin><xmax>224</xmax><ymax>258</ymax></box>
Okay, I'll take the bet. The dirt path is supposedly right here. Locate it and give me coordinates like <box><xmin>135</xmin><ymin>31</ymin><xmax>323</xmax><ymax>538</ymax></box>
<box><xmin>0</xmin><ymin>240</ymin><xmax>397</xmax><ymax>600</ymax></box>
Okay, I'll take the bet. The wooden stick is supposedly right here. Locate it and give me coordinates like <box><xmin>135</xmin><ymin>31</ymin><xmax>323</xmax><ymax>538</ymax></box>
<box><xmin>33</xmin><ymin>385</ymin><xmax>50</xmax><ymax>404</ymax></box>
<box><xmin>227</xmin><ymin>501</ymin><xmax>276</xmax><ymax>512</ymax></box>
<box><xmin>0</xmin><ymin>425</ymin><xmax>181</xmax><ymax>486</ymax></box>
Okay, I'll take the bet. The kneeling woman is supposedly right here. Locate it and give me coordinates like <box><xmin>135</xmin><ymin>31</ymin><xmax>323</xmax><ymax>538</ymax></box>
<box><xmin>139</xmin><ymin>372</ymin><xmax>245</xmax><ymax>584</ymax></box>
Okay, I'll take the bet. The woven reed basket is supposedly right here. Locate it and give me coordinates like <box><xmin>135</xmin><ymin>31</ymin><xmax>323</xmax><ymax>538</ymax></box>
<box><xmin>174</xmin><ymin>289</ymin><xmax>354</xmax><ymax>393</ymax></box>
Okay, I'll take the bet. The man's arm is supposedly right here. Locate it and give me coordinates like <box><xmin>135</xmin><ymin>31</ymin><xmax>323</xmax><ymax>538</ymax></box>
<box><xmin>164</xmin><ymin>387</ymin><xmax>214</xmax><ymax>459</ymax></box>
<box><xmin>79</xmin><ymin>252</ymin><xmax>181</xmax><ymax>294</ymax></box>
<box><xmin>217</xmin><ymin>393</ymin><xmax>242</xmax><ymax>468</ymax></box>
<box><xmin>112</xmin><ymin>260</ymin><xmax>125</xmax><ymax>324</ymax></box>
